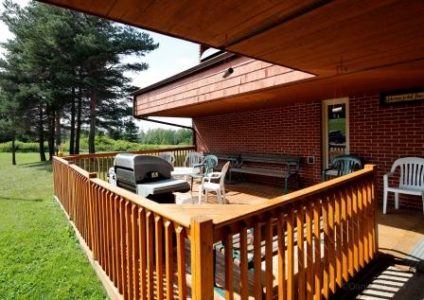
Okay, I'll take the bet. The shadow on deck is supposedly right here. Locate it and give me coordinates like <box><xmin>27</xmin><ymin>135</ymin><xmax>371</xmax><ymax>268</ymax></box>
<box><xmin>333</xmin><ymin>254</ymin><xmax>424</xmax><ymax>300</ymax></box>
<box><xmin>339</xmin><ymin>208</ymin><xmax>424</xmax><ymax>300</ymax></box>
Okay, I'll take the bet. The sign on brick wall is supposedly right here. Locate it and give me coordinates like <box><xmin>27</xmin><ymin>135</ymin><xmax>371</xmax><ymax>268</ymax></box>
<box><xmin>380</xmin><ymin>88</ymin><xmax>424</xmax><ymax>105</ymax></box>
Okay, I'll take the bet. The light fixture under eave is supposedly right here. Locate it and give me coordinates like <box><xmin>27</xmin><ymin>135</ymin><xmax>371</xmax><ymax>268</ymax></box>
<box><xmin>332</xmin><ymin>106</ymin><xmax>343</xmax><ymax>113</ymax></box>
<box><xmin>223</xmin><ymin>67</ymin><xmax>234</xmax><ymax>78</ymax></box>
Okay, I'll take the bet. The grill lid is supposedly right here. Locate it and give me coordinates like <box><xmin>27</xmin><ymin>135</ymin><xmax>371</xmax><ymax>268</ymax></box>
<box><xmin>114</xmin><ymin>153</ymin><xmax>173</xmax><ymax>182</ymax></box>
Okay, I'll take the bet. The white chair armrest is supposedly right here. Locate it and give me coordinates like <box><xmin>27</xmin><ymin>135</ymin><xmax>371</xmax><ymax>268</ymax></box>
<box><xmin>203</xmin><ymin>172</ymin><xmax>222</xmax><ymax>183</ymax></box>
<box><xmin>383</xmin><ymin>172</ymin><xmax>394</xmax><ymax>188</ymax></box>
<box><xmin>206</xmin><ymin>172</ymin><xmax>221</xmax><ymax>178</ymax></box>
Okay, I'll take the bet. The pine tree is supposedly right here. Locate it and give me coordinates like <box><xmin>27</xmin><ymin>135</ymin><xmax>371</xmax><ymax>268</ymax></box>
<box><xmin>0</xmin><ymin>59</ymin><xmax>32</xmax><ymax>164</ymax></box>
<box><xmin>75</xmin><ymin>17</ymin><xmax>157</xmax><ymax>153</ymax></box>
<box><xmin>123</xmin><ymin>119</ymin><xmax>139</xmax><ymax>142</ymax></box>
<box><xmin>0</xmin><ymin>1</ymin><xmax>158</xmax><ymax>157</ymax></box>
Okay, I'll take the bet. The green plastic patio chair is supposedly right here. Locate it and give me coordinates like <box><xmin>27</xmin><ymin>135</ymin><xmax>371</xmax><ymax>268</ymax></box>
<box><xmin>322</xmin><ymin>155</ymin><xmax>363</xmax><ymax>181</ymax></box>
<box><xmin>191</xmin><ymin>155</ymin><xmax>219</xmax><ymax>191</ymax></box>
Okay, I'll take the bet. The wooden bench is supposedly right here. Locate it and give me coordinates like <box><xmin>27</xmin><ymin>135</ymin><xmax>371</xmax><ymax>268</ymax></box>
<box><xmin>226</xmin><ymin>154</ymin><xmax>301</xmax><ymax>193</ymax></box>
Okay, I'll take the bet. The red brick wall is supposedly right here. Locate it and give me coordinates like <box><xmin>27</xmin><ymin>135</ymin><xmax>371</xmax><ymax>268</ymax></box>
<box><xmin>193</xmin><ymin>93</ymin><xmax>424</xmax><ymax>209</ymax></box>
<box><xmin>350</xmin><ymin>94</ymin><xmax>424</xmax><ymax>209</ymax></box>
<box><xmin>193</xmin><ymin>101</ymin><xmax>322</xmax><ymax>186</ymax></box>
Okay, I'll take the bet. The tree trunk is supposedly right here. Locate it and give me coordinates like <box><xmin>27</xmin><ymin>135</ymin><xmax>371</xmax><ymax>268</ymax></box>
<box><xmin>88</xmin><ymin>92</ymin><xmax>96</xmax><ymax>154</ymax></box>
<box><xmin>69</xmin><ymin>87</ymin><xmax>76</xmax><ymax>154</ymax></box>
<box><xmin>11</xmin><ymin>138</ymin><xmax>16</xmax><ymax>165</ymax></box>
<box><xmin>47</xmin><ymin>109</ymin><xmax>55</xmax><ymax>161</ymax></box>
<box><xmin>55</xmin><ymin>109</ymin><xmax>62</xmax><ymax>154</ymax></box>
<box><xmin>75</xmin><ymin>92</ymin><xmax>82</xmax><ymax>154</ymax></box>
<box><xmin>38</xmin><ymin>105</ymin><xmax>46</xmax><ymax>162</ymax></box>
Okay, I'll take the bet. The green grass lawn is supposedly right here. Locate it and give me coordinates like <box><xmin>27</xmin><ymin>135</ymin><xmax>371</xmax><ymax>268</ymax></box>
<box><xmin>0</xmin><ymin>153</ymin><xmax>106</xmax><ymax>299</ymax></box>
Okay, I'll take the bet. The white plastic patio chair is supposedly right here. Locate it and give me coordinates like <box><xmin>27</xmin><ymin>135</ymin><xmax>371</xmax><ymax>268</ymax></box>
<box><xmin>190</xmin><ymin>154</ymin><xmax>219</xmax><ymax>188</ymax></box>
<box><xmin>383</xmin><ymin>157</ymin><xmax>424</xmax><ymax>214</ymax></box>
<box><xmin>198</xmin><ymin>161</ymin><xmax>230</xmax><ymax>204</ymax></box>
<box><xmin>158</xmin><ymin>152</ymin><xmax>175</xmax><ymax>166</ymax></box>
<box><xmin>184</xmin><ymin>152</ymin><xmax>203</xmax><ymax>167</ymax></box>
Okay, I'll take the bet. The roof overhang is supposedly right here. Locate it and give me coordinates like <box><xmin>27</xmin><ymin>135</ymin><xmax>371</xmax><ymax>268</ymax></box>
<box><xmin>38</xmin><ymin>0</ymin><xmax>424</xmax><ymax>116</ymax></box>
<box><xmin>37</xmin><ymin>0</ymin><xmax>424</xmax><ymax>77</ymax></box>
<box><xmin>133</xmin><ymin>56</ymin><xmax>315</xmax><ymax>117</ymax></box>
<box><xmin>134</xmin><ymin>57</ymin><xmax>424</xmax><ymax>117</ymax></box>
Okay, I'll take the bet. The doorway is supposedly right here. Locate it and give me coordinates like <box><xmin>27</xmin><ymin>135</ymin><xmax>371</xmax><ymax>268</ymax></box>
<box><xmin>322</xmin><ymin>98</ymin><xmax>349</xmax><ymax>169</ymax></box>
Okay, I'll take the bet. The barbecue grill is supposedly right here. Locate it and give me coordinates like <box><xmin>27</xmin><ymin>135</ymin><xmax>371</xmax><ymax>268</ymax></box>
<box><xmin>111</xmin><ymin>153</ymin><xmax>190</xmax><ymax>203</ymax></box>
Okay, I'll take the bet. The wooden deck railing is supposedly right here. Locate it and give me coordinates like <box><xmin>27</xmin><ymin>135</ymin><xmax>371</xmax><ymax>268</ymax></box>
<box><xmin>210</xmin><ymin>165</ymin><xmax>377</xmax><ymax>300</ymax></box>
<box><xmin>63</xmin><ymin>146</ymin><xmax>195</xmax><ymax>180</ymax></box>
<box><xmin>53</xmin><ymin>148</ymin><xmax>377</xmax><ymax>300</ymax></box>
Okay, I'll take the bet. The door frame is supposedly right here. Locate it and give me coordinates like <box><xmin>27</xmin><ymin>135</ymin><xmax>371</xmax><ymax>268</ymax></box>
<box><xmin>322</xmin><ymin>97</ymin><xmax>350</xmax><ymax>169</ymax></box>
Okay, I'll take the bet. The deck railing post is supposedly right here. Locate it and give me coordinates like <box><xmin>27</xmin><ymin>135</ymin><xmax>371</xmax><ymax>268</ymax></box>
<box><xmin>190</xmin><ymin>216</ymin><xmax>214</xmax><ymax>300</ymax></box>
<box><xmin>87</xmin><ymin>172</ymin><xmax>97</xmax><ymax>257</ymax></box>
<box><xmin>364</xmin><ymin>164</ymin><xmax>378</xmax><ymax>256</ymax></box>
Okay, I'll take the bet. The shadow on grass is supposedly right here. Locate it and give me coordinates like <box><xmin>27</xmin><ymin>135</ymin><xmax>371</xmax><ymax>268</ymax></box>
<box><xmin>0</xmin><ymin>196</ymin><xmax>44</xmax><ymax>202</ymax></box>
<box><xmin>20</xmin><ymin>161</ymin><xmax>53</xmax><ymax>172</ymax></box>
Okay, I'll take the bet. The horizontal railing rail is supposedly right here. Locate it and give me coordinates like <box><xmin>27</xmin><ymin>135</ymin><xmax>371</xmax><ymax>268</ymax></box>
<box><xmin>53</xmin><ymin>148</ymin><xmax>377</xmax><ymax>300</ymax></box>
<box><xmin>65</xmin><ymin>146</ymin><xmax>195</xmax><ymax>181</ymax></box>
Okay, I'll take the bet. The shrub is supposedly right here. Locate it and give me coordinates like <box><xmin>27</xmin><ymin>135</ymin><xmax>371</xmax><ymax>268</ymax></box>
<box><xmin>0</xmin><ymin>141</ymin><xmax>47</xmax><ymax>152</ymax></box>
<box><xmin>0</xmin><ymin>136</ymin><xmax>192</xmax><ymax>153</ymax></box>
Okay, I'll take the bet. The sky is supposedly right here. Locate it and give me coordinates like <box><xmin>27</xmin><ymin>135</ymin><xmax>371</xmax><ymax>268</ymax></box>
<box><xmin>0</xmin><ymin>0</ymin><xmax>197</xmax><ymax>130</ymax></box>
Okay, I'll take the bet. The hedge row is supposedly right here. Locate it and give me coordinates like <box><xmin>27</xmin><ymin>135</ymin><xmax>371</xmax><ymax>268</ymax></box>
<box><xmin>0</xmin><ymin>136</ymin><xmax>190</xmax><ymax>153</ymax></box>
<box><xmin>0</xmin><ymin>141</ymin><xmax>44</xmax><ymax>152</ymax></box>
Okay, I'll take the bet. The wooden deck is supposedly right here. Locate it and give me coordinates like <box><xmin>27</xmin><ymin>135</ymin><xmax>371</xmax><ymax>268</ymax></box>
<box><xmin>53</xmin><ymin>152</ymin><xmax>383</xmax><ymax>300</ymax></box>
<box><xmin>175</xmin><ymin>181</ymin><xmax>284</xmax><ymax>205</ymax></box>
<box><xmin>176</xmin><ymin>183</ymin><xmax>424</xmax><ymax>299</ymax></box>
<box><xmin>377</xmin><ymin>209</ymin><xmax>424</xmax><ymax>260</ymax></box>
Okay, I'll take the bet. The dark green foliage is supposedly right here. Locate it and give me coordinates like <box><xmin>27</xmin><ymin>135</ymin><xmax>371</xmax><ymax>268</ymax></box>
<box><xmin>0</xmin><ymin>128</ymin><xmax>193</xmax><ymax>153</ymax></box>
<box><xmin>0</xmin><ymin>0</ymin><xmax>158</xmax><ymax>162</ymax></box>
<box><xmin>123</xmin><ymin>119</ymin><xmax>140</xmax><ymax>142</ymax></box>
<box><xmin>141</xmin><ymin>128</ymin><xmax>192</xmax><ymax>145</ymax></box>
<box><xmin>70</xmin><ymin>135</ymin><xmax>169</xmax><ymax>152</ymax></box>
<box><xmin>0</xmin><ymin>141</ymin><xmax>47</xmax><ymax>152</ymax></box>
<box><xmin>0</xmin><ymin>66</ymin><xmax>32</xmax><ymax>164</ymax></box>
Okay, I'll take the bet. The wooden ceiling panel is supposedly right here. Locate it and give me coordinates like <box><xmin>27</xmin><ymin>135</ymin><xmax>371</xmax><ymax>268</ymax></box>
<box><xmin>120</xmin><ymin>0</ymin><xmax>331</xmax><ymax>47</ymax></box>
<box><xmin>106</xmin><ymin>0</ymin><xmax>152</xmax><ymax>21</ymax></box>
<box><xmin>39</xmin><ymin>0</ymin><xmax>424</xmax><ymax>79</ymax></box>
<box><xmin>229</xmin><ymin>0</ymin><xmax>424</xmax><ymax>76</ymax></box>
<box><xmin>49</xmin><ymin>0</ymin><xmax>116</xmax><ymax>17</ymax></box>
<box><xmin>39</xmin><ymin>0</ymin><xmax>322</xmax><ymax>48</ymax></box>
